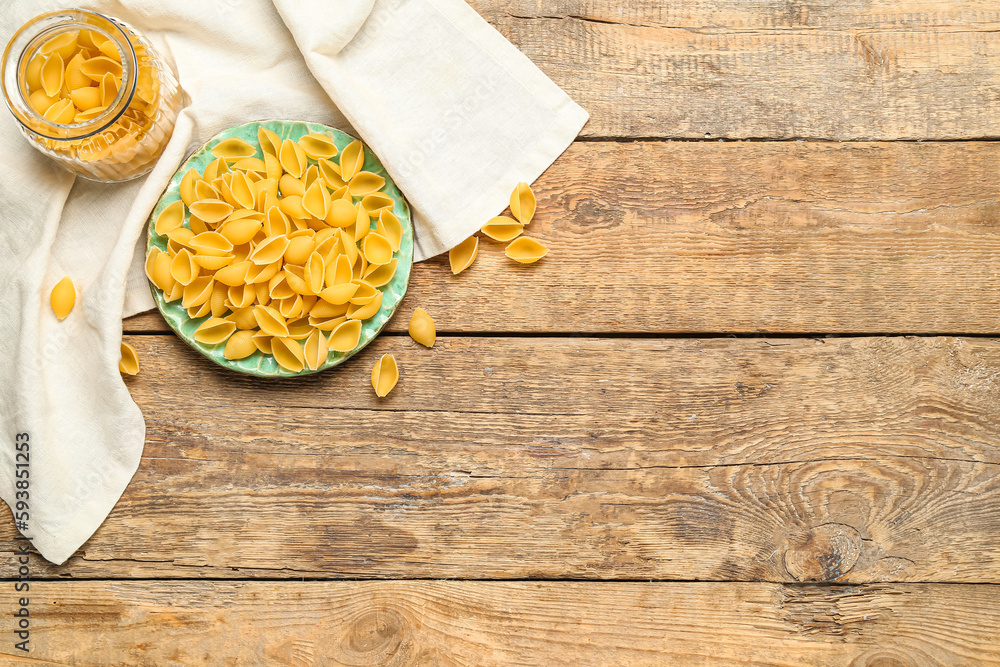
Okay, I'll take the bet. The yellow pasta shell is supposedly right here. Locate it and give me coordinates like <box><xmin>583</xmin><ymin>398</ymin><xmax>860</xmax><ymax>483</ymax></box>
<box><xmin>348</xmin><ymin>171</ymin><xmax>385</xmax><ymax>197</ymax></box>
<box><xmin>166</xmin><ymin>227</ymin><xmax>195</xmax><ymax>249</ymax></box>
<box><xmin>370</xmin><ymin>354</ymin><xmax>399</xmax><ymax>398</ymax></box>
<box><xmin>193</xmin><ymin>317</ymin><xmax>237</xmax><ymax>345</ymax></box>
<box><xmin>302</xmin><ymin>180</ymin><xmax>330</xmax><ymax>220</ymax></box>
<box><xmin>304</xmin><ymin>251</ymin><xmax>326</xmax><ymax>295</ymax></box>
<box><xmin>252</xmin><ymin>332</ymin><xmax>273</xmax><ymax>355</ymax></box>
<box><xmin>189</xmin><ymin>231</ymin><xmax>234</xmax><ymax>257</ymax></box>
<box><xmin>278</xmin><ymin>294</ymin><xmax>304</xmax><ymax>319</ymax></box>
<box><xmin>283</xmin><ymin>235</ymin><xmax>314</xmax><ymax>266</ymax></box>
<box><xmin>24</xmin><ymin>53</ymin><xmax>44</xmax><ymax>91</ymax></box>
<box><xmin>194</xmin><ymin>179</ymin><xmax>221</xmax><ymax>202</ymax></box>
<box><xmin>145</xmin><ymin>247</ymin><xmax>162</xmax><ymax>283</ymax></box>
<box><xmin>264</xmin><ymin>206</ymin><xmax>291</xmax><ymax>237</ymax></box>
<box><xmin>150</xmin><ymin>252</ymin><xmax>175</xmax><ymax>292</ymax></box>
<box><xmin>179</xmin><ymin>168</ymin><xmax>201</xmax><ymax>206</ymax></box>
<box><xmin>326</xmin><ymin>198</ymin><xmax>356</xmax><ymax>229</ymax></box>
<box><xmin>302</xmin><ymin>329</ymin><xmax>329</xmax><ymax>370</ymax></box>
<box><xmin>408</xmin><ymin>308</ymin><xmax>436</xmax><ymax>348</ymax></box>
<box><xmin>318</xmin><ymin>158</ymin><xmax>347</xmax><ymax>190</ymax></box>
<box><xmin>69</xmin><ymin>86</ymin><xmax>101</xmax><ymax>112</ymax></box>
<box><xmin>264</xmin><ymin>152</ymin><xmax>282</xmax><ymax>182</ymax></box>
<box><xmin>188</xmin><ymin>299</ymin><xmax>213</xmax><ymax>320</ymax></box>
<box><xmin>229</xmin><ymin>170</ymin><xmax>256</xmax><ymax>210</ymax></box>
<box><xmin>279</xmin><ymin>173</ymin><xmax>305</xmax><ymax>198</ymax></box>
<box><xmin>248</xmin><ymin>260</ymin><xmax>282</xmax><ymax>285</ymax></box>
<box><xmin>214</xmin><ymin>260</ymin><xmax>252</xmax><ymax>287</ymax></box>
<box><xmin>228</xmin><ymin>307</ymin><xmax>258</xmax><ymax>330</ymax></box>
<box><xmin>189</xmin><ymin>199</ymin><xmax>234</xmax><ymax>224</ymax></box>
<box><xmin>210</xmin><ymin>283</ymin><xmax>229</xmax><ymax>318</ymax></box>
<box><xmin>40</xmin><ymin>31</ymin><xmax>79</xmax><ymax>61</ymax></box>
<box><xmin>338</xmin><ymin>229</ymin><xmax>358</xmax><ymax>265</ymax></box>
<box><xmin>480</xmin><ymin>216</ymin><xmax>523</xmax><ymax>242</ymax></box>
<box><xmin>182</xmin><ymin>277</ymin><xmax>214</xmax><ymax>309</ymax></box>
<box><xmin>98</xmin><ymin>71</ymin><xmax>119</xmax><ymax>106</ymax></box>
<box><xmin>254</xmin><ymin>177</ymin><xmax>279</xmax><ymax>203</ymax></box>
<box><xmin>361</xmin><ymin>193</ymin><xmax>393</xmax><ymax>214</ymax></box>
<box><xmin>326</xmin><ymin>253</ymin><xmax>353</xmax><ymax>286</ymax></box>
<box><xmin>329</xmin><ymin>318</ymin><xmax>362</xmax><ymax>352</ymax></box>
<box><xmin>119</xmin><ymin>341</ymin><xmax>140</xmax><ymax>375</ymax></box>
<box><xmin>258</xmin><ymin>126</ymin><xmax>282</xmax><ymax>156</ymax></box>
<box><xmin>43</xmin><ymin>99</ymin><xmax>75</xmax><ymax>124</ymax></box>
<box><xmin>224</xmin><ymin>330</ymin><xmax>257</xmax><ymax>360</ymax></box>
<box><xmin>299</xmin><ymin>133</ymin><xmax>339</xmax><ymax>160</ymax></box>
<box><xmin>347</xmin><ymin>291</ymin><xmax>383</xmax><ymax>321</ymax></box>
<box><xmin>361</xmin><ymin>233</ymin><xmax>393</xmax><ymax>266</ymax></box>
<box><xmin>449</xmin><ymin>236</ymin><xmax>479</xmax><ymax>275</ymax></box>
<box><xmin>378</xmin><ymin>210</ymin><xmax>403</xmax><ymax>252</ymax></box>
<box><xmin>80</xmin><ymin>56</ymin><xmax>122</xmax><ymax>82</ymax></box>
<box><xmin>311</xmin><ymin>299</ymin><xmax>349</xmax><ymax>319</ymax></box>
<box><xmin>212</xmin><ymin>137</ymin><xmax>256</xmax><ymax>161</ymax></box>
<box><xmin>155</xmin><ymin>200</ymin><xmax>186</xmax><ymax>236</ymax></box>
<box><xmin>363</xmin><ymin>259</ymin><xmax>398</xmax><ymax>288</ymax></box>
<box><xmin>249</xmin><ymin>235</ymin><xmax>290</xmax><ymax>265</ymax></box>
<box><xmin>279</xmin><ymin>138</ymin><xmax>307</xmax><ymax>178</ymax></box>
<box><xmin>27</xmin><ymin>90</ymin><xmax>58</xmax><ymax>115</ymax></box>
<box><xmin>283</xmin><ymin>265</ymin><xmax>308</xmax><ymax>294</ymax></box>
<box><xmin>253</xmin><ymin>305</ymin><xmax>289</xmax><ymax>338</ymax></box>
<box><xmin>220</xmin><ymin>218</ymin><xmax>263</xmax><ymax>246</ymax></box>
<box><xmin>504</xmin><ymin>237</ymin><xmax>549</xmax><ymax>264</ymax></box>
<box><xmin>203</xmin><ymin>156</ymin><xmax>229</xmax><ymax>182</ymax></box>
<box><xmin>40</xmin><ymin>53</ymin><xmax>64</xmax><ymax>97</ymax></box>
<box><xmin>193</xmin><ymin>253</ymin><xmax>235</xmax><ymax>271</ymax></box>
<box><xmin>271</xmin><ymin>337</ymin><xmax>305</xmax><ymax>372</ymax></box>
<box><xmin>50</xmin><ymin>276</ymin><xmax>75</xmax><ymax>320</ymax></box>
<box><xmin>339</xmin><ymin>140</ymin><xmax>364</xmax><ymax>181</ymax></box>
<box><xmin>232</xmin><ymin>157</ymin><xmax>266</xmax><ymax>173</ymax></box>
<box><xmin>509</xmin><ymin>182</ymin><xmax>536</xmax><ymax>225</ymax></box>
<box><xmin>63</xmin><ymin>53</ymin><xmax>90</xmax><ymax>90</ymax></box>
<box><xmin>318</xmin><ymin>282</ymin><xmax>359</xmax><ymax>306</ymax></box>
<box><xmin>170</xmin><ymin>248</ymin><xmax>200</xmax><ymax>286</ymax></box>
<box><xmin>278</xmin><ymin>195</ymin><xmax>309</xmax><ymax>220</ymax></box>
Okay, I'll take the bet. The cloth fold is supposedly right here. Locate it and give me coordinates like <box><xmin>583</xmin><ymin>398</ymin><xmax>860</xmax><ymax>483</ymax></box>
<box><xmin>0</xmin><ymin>0</ymin><xmax>587</xmax><ymax>564</ymax></box>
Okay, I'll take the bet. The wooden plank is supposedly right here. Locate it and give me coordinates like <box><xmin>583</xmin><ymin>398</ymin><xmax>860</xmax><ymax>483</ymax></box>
<box><xmin>4</xmin><ymin>581</ymin><xmax>998</xmax><ymax>665</ymax></box>
<box><xmin>470</xmin><ymin>1</ymin><xmax>1000</xmax><ymax>139</ymax></box>
<box><xmin>3</xmin><ymin>335</ymin><xmax>998</xmax><ymax>580</ymax></box>
<box><xmin>126</xmin><ymin>141</ymin><xmax>1000</xmax><ymax>334</ymax></box>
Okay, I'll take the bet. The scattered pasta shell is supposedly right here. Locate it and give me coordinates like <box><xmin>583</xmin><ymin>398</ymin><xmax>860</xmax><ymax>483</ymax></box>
<box><xmin>271</xmin><ymin>337</ymin><xmax>305</xmax><ymax>373</ymax></box>
<box><xmin>304</xmin><ymin>251</ymin><xmax>326</xmax><ymax>295</ymax></box>
<box><xmin>193</xmin><ymin>317</ymin><xmax>237</xmax><ymax>345</ymax></box>
<box><xmin>229</xmin><ymin>170</ymin><xmax>256</xmax><ymax>210</ymax></box>
<box><xmin>449</xmin><ymin>236</ymin><xmax>479</xmax><ymax>275</ymax></box>
<box><xmin>119</xmin><ymin>341</ymin><xmax>140</xmax><ymax>375</ymax></box>
<box><xmin>299</xmin><ymin>133</ymin><xmax>339</xmax><ymax>160</ymax></box>
<box><xmin>408</xmin><ymin>308</ymin><xmax>436</xmax><ymax>347</ymax></box>
<box><xmin>154</xmin><ymin>200</ymin><xmax>185</xmax><ymax>236</ymax></box>
<box><xmin>339</xmin><ymin>140</ymin><xmax>364</xmax><ymax>181</ymax></box>
<box><xmin>325</xmin><ymin>198</ymin><xmax>356</xmax><ymax>229</ymax></box>
<box><xmin>223</xmin><ymin>330</ymin><xmax>256</xmax><ymax>360</ymax></box>
<box><xmin>303</xmin><ymin>329</ymin><xmax>330</xmax><ymax>370</ymax></box>
<box><xmin>212</xmin><ymin>137</ymin><xmax>256</xmax><ymax>161</ymax></box>
<box><xmin>50</xmin><ymin>276</ymin><xmax>75</xmax><ymax>320</ymax></box>
<box><xmin>279</xmin><ymin>173</ymin><xmax>305</xmax><ymax>198</ymax></box>
<box><xmin>505</xmin><ymin>237</ymin><xmax>549</xmax><ymax>264</ymax></box>
<box><xmin>279</xmin><ymin>138</ymin><xmax>307</xmax><ymax>178</ymax></box>
<box><xmin>329</xmin><ymin>318</ymin><xmax>362</xmax><ymax>352</ymax></box>
<box><xmin>318</xmin><ymin>158</ymin><xmax>347</xmax><ymax>190</ymax></box>
<box><xmin>278</xmin><ymin>195</ymin><xmax>309</xmax><ymax>220</ymax></box>
<box><xmin>509</xmin><ymin>182</ymin><xmax>536</xmax><ymax>225</ymax></box>
<box><xmin>362</xmin><ymin>233</ymin><xmax>393</xmax><ymax>266</ymax></box>
<box><xmin>370</xmin><ymin>354</ymin><xmax>399</xmax><ymax>398</ymax></box>
<box><xmin>193</xmin><ymin>254</ymin><xmax>234</xmax><ymax>271</ymax></box>
<box><xmin>353</xmin><ymin>203</ymin><xmax>372</xmax><ymax>242</ymax></box>
<box><xmin>253</xmin><ymin>305</ymin><xmax>289</xmax><ymax>338</ymax></box>
<box><xmin>194</xmin><ymin>179</ymin><xmax>221</xmax><ymax>202</ymax></box>
<box><xmin>349</xmin><ymin>171</ymin><xmax>385</xmax><ymax>197</ymax></box>
<box><xmin>481</xmin><ymin>216</ymin><xmax>523</xmax><ymax>242</ymax></box>
<box><xmin>190</xmin><ymin>199</ymin><xmax>234</xmax><ymax>224</ymax></box>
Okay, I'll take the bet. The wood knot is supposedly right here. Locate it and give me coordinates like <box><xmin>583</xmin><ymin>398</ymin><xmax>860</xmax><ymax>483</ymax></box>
<box><xmin>783</xmin><ymin>523</ymin><xmax>862</xmax><ymax>581</ymax></box>
<box><xmin>342</xmin><ymin>606</ymin><xmax>407</xmax><ymax>661</ymax></box>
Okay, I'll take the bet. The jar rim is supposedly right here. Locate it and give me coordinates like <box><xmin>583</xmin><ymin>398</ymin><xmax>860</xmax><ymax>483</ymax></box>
<box><xmin>2</xmin><ymin>9</ymin><xmax>137</xmax><ymax>141</ymax></box>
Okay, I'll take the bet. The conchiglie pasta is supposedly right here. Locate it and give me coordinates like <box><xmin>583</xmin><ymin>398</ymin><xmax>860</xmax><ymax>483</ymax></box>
<box><xmin>119</xmin><ymin>341</ymin><xmax>140</xmax><ymax>375</ymax></box>
<box><xmin>370</xmin><ymin>353</ymin><xmax>399</xmax><ymax>397</ymax></box>
<box><xmin>509</xmin><ymin>182</ymin><xmax>536</xmax><ymax>225</ymax></box>
<box><xmin>224</xmin><ymin>330</ymin><xmax>257</xmax><ymax>360</ymax></box>
<box><xmin>155</xmin><ymin>200</ymin><xmax>185</xmax><ymax>235</ymax></box>
<box><xmin>480</xmin><ymin>216</ymin><xmax>523</xmax><ymax>242</ymax></box>
<box><xmin>504</xmin><ymin>237</ymin><xmax>549</xmax><ymax>264</ymax></box>
<box><xmin>408</xmin><ymin>308</ymin><xmax>436</xmax><ymax>347</ymax></box>
<box><xmin>299</xmin><ymin>133</ymin><xmax>339</xmax><ymax>160</ymax></box>
<box><xmin>339</xmin><ymin>140</ymin><xmax>364</xmax><ymax>181</ymax></box>
<box><xmin>303</xmin><ymin>329</ymin><xmax>329</xmax><ymax>370</ymax></box>
<box><xmin>193</xmin><ymin>317</ymin><xmax>237</xmax><ymax>345</ymax></box>
<box><xmin>449</xmin><ymin>236</ymin><xmax>478</xmax><ymax>275</ymax></box>
<box><xmin>271</xmin><ymin>336</ymin><xmax>305</xmax><ymax>372</ymax></box>
<box><xmin>50</xmin><ymin>276</ymin><xmax>75</xmax><ymax>320</ymax></box>
<box><xmin>348</xmin><ymin>171</ymin><xmax>385</xmax><ymax>197</ymax></box>
<box><xmin>328</xmin><ymin>318</ymin><xmax>362</xmax><ymax>352</ymax></box>
<box><xmin>279</xmin><ymin>138</ymin><xmax>307</xmax><ymax>178</ymax></box>
<box><xmin>211</xmin><ymin>137</ymin><xmax>256</xmax><ymax>160</ymax></box>
<box><xmin>189</xmin><ymin>199</ymin><xmax>234</xmax><ymax>224</ymax></box>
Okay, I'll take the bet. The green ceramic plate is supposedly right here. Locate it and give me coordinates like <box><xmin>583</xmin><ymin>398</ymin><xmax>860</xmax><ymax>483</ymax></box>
<box><xmin>145</xmin><ymin>119</ymin><xmax>413</xmax><ymax>377</ymax></box>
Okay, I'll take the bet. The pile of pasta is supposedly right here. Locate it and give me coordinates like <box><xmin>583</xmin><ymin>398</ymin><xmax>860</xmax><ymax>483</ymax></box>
<box><xmin>145</xmin><ymin>129</ymin><xmax>404</xmax><ymax>374</ymax></box>
<box><xmin>22</xmin><ymin>27</ymin><xmax>160</xmax><ymax>162</ymax></box>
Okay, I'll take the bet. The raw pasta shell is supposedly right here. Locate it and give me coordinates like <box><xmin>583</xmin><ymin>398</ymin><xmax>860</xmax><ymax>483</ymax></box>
<box><xmin>228</xmin><ymin>307</ymin><xmax>258</xmax><ymax>330</ymax></box>
<box><xmin>190</xmin><ymin>199</ymin><xmax>234</xmax><ymax>224</ymax></box>
<box><xmin>302</xmin><ymin>329</ymin><xmax>329</xmax><ymax>370</ymax></box>
<box><xmin>229</xmin><ymin>170</ymin><xmax>256</xmax><ymax>210</ymax></box>
<box><xmin>347</xmin><ymin>291</ymin><xmax>383</xmax><ymax>321</ymax></box>
<box><xmin>220</xmin><ymin>218</ymin><xmax>263</xmax><ymax>246</ymax></box>
<box><xmin>98</xmin><ymin>71</ymin><xmax>119</xmax><ymax>106</ymax></box>
<box><xmin>253</xmin><ymin>305</ymin><xmax>289</xmax><ymax>338</ymax></box>
<box><xmin>214</xmin><ymin>260</ymin><xmax>252</xmax><ymax>287</ymax></box>
<box><xmin>170</xmin><ymin>248</ymin><xmax>200</xmax><ymax>286</ymax></box>
<box><xmin>166</xmin><ymin>227</ymin><xmax>196</xmax><ymax>249</ymax></box>
<box><xmin>338</xmin><ymin>229</ymin><xmax>358</xmax><ymax>265</ymax></box>
<box><xmin>304</xmin><ymin>251</ymin><xmax>326</xmax><ymax>295</ymax></box>
<box><xmin>279</xmin><ymin>173</ymin><xmax>305</xmax><ymax>198</ymax></box>
<box><xmin>155</xmin><ymin>200</ymin><xmax>186</xmax><ymax>236</ymax></box>
<box><xmin>40</xmin><ymin>52</ymin><xmax>64</xmax><ymax>97</ymax></box>
<box><xmin>64</xmin><ymin>53</ymin><xmax>90</xmax><ymax>90</ymax></box>
<box><xmin>80</xmin><ymin>56</ymin><xmax>123</xmax><ymax>82</ymax></box>
<box><xmin>249</xmin><ymin>235</ymin><xmax>290</xmax><ymax>265</ymax></box>
<box><xmin>278</xmin><ymin>294</ymin><xmax>305</xmax><ymax>319</ymax></box>
<box><xmin>179</xmin><ymin>168</ymin><xmax>201</xmax><ymax>206</ymax></box>
<box><xmin>283</xmin><ymin>265</ymin><xmax>308</xmax><ymax>294</ymax></box>
<box><xmin>40</xmin><ymin>31</ymin><xmax>79</xmax><ymax>61</ymax></box>
<box><xmin>194</xmin><ymin>179</ymin><xmax>221</xmax><ymax>202</ymax></box>
<box><xmin>50</xmin><ymin>276</ymin><xmax>75</xmax><ymax>320</ymax></box>
<box><xmin>224</xmin><ymin>330</ymin><xmax>256</xmax><ymax>360</ymax></box>
<box><xmin>302</xmin><ymin>180</ymin><xmax>330</xmax><ymax>220</ymax></box>
<box><xmin>319</xmin><ymin>159</ymin><xmax>347</xmax><ymax>191</ymax></box>
<box><xmin>449</xmin><ymin>236</ymin><xmax>479</xmax><ymax>275</ymax></box>
<box><xmin>193</xmin><ymin>317</ymin><xmax>237</xmax><ymax>345</ymax></box>
<box><xmin>24</xmin><ymin>53</ymin><xmax>44</xmax><ymax>91</ymax></box>
<box><xmin>326</xmin><ymin>198</ymin><xmax>356</xmax><ymax>228</ymax></box>
<box><xmin>190</xmin><ymin>231</ymin><xmax>234</xmax><ymax>256</ymax></box>
<box><xmin>339</xmin><ymin>140</ymin><xmax>364</xmax><ymax>181</ymax></box>
<box><xmin>353</xmin><ymin>203</ymin><xmax>371</xmax><ymax>242</ymax></box>
<box><xmin>509</xmin><ymin>182</ymin><xmax>536</xmax><ymax>225</ymax></box>
<box><xmin>247</xmin><ymin>260</ymin><xmax>281</xmax><ymax>285</ymax></box>
<box><xmin>408</xmin><ymin>308</ymin><xmax>436</xmax><ymax>348</ymax></box>
<box><xmin>43</xmin><ymin>99</ymin><xmax>75</xmax><ymax>124</ymax></box>
<box><xmin>212</xmin><ymin>137</ymin><xmax>256</xmax><ymax>161</ymax></box>
<box><xmin>311</xmin><ymin>300</ymin><xmax>349</xmax><ymax>319</ymax></box>
<box><xmin>69</xmin><ymin>86</ymin><xmax>101</xmax><ymax>112</ymax></box>
<box><xmin>311</xmin><ymin>315</ymin><xmax>348</xmax><ymax>331</ymax></box>
<box><xmin>194</xmin><ymin>253</ymin><xmax>235</xmax><ymax>271</ymax></box>
<box><xmin>349</xmin><ymin>171</ymin><xmax>385</xmax><ymax>197</ymax></box>
<box><xmin>264</xmin><ymin>152</ymin><xmax>282</xmax><ymax>182</ymax></box>
<box><xmin>252</xmin><ymin>332</ymin><xmax>273</xmax><ymax>354</ymax></box>
<box><xmin>271</xmin><ymin>337</ymin><xmax>306</xmax><ymax>373</ymax></box>
<box><xmin>278</xmin><ymin>195</ymin><xmax>309</xmax><ymax>220</ymax></box>
<box><xmin>232</xmin><ymin>157</ymin><xmax>266</xmax><ymax>173</ymax></box>
<box><xmin>362</xmin><ymin>233</ymin><xmax>393</xmax><ymax>266</ymax></box>
<box><xmin>150</xmin><ymin>252</ymin><xmax>175</xmax><ymax>292</ymax></box>
<box><xmin>188</xmin><ymin>300</ymin><xmax>213</xmax><ymax>319</ymax></box>
<box><xmin>361</xmin><ymin>193</ymin><xmax>393</xmax><ymax>214</ymax></box>
<box><xmin>264</xmin><ymin>206</ymin><xmax>291</xmax><ymax>237</ymax></box>
<box><xmin>254</xmin><ymin>177</ymin><xmax>279</xmax><ymax>202</ymax></box>
<box><xmin>326</xmin><ymin>253</ymin><xmax>353</xmax><ymax>286</ymax></box>
<box><xmin>318</xmin><ymin>282</ymin><xmax>359</xmax><ymax>306</ymax></box>
<box><xmin>279</xmin><ymin>138</ymin><xmax>307</xmax><ymax>178</ymax></box>
<box><xmin>480</xmin><ymin>216</ymin><xmax>523</xmax><ymax>242</ymax></box>
<box><xmin>210</xmin><ymin>283</ymin><xmax>229</xmax><ymax>318</ymax></box>
<box><xmin>348</xmin><ymin>281</ymin><xmax>379</xmax><ymax>306</ymax></box>
<box><xmin>299</xmin><ymin>133</ymin><xmax>339</xmax><ymax>160</ymax></box>
<box><xmin>328</xmin><ymin>318</ymin><xmax>362</xmax><ymax>352</ymax></box>
<box><xmin>258</xmin><ymin>126</ymin><xmax>282</xmax><ymax>156</ymax></box>
<box><xmin>165</xmin><ymin>281</ymin><xmax>185</xmax><ymax>303</ymax></box>
<box><xmin>504</xmin><ymin>237</ymin><xmax>549</xmax><ymax>264</ymax></box>
<box><xmin>363</xmin><ymin>259</ymin><xmax>398</xmax><ymax>288</ymax></box>
<box><xmin>119</xmin><ymin>341</ymin><xmax>140</xmax><ymax>375</ymax></box>
<box><xmin>203</xmin><ymin>156</ymin><xmax>229</xmax><ymax>182</ymax></box>
<box><xmin>370</xmin><ymin>353</ymin><xmax>399</xmax><ymax>398</ymax></box>
<box><xmin>182</xmin><ymin>276</ymin><xmax>214</xmax><ymax>309</ymax></box>
<box><xmin>378</xmin><ymin>210</ymin><xmax>403</xmax><ymax>252</ymax></box>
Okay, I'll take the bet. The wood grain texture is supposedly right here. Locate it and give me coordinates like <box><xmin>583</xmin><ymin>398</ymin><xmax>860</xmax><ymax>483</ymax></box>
<box><xmin>126</xmin><ymin>141</ymin><xmax>1000</xmax><ymax>334</ymax></box>
<box><xmin>470</xmin><ymin>1</ymin><xmax>1000</xmax><ymax>139</ymax></box>
<box><xmin>3</xmin><ymin>581</ymin><xmax>998</xmax><ymax>666</ymax></box>
<box><xmin>3</xmin><ymin>335</ymin><xmax>997</xmax><ymax>580</ymax></box>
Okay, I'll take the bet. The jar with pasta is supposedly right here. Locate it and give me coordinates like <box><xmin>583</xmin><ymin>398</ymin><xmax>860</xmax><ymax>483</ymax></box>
<box><xmin>2</xmin><ymin>9</ymin><xmax>181</xmax><ymax>182</ymax></box>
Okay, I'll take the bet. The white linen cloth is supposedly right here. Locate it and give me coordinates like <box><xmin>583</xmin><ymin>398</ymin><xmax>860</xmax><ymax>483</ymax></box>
<box><xmin>0</xmin><ymin>0</ymin><xmax>588</xmax><ymax>564</ymax></box>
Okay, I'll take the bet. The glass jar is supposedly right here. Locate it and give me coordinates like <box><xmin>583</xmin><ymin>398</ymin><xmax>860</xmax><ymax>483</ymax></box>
<box><xmin>2</xmin><ymin>9</ymin><xmax>181</xmax><ymax>182</ymax></box>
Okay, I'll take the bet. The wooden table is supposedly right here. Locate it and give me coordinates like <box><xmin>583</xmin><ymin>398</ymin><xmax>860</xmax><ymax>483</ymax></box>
<box><xmin>5</xmin><ymin>2</ymin><xmax>1000</xmax><ymax>664</ymax></box>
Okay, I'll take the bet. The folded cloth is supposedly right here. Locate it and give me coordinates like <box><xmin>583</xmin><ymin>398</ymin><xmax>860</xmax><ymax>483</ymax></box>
<box><xmin>0</xmin><ymin>0</ymin><xmax>588</xmax><ymax>564</ymax></box>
